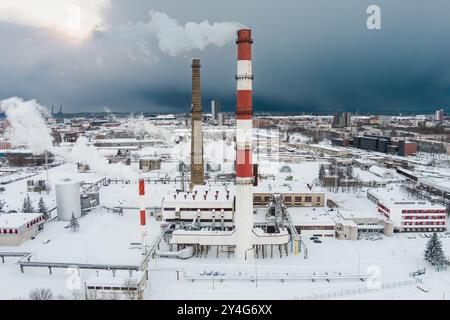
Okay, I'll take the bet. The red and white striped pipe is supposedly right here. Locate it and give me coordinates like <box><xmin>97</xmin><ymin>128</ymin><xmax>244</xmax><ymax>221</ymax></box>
<box><xmin>139</xmin><ymin>178</ymin><xmax>147</xmax><ymax>253</ymax></box>
<box><xmin>235</xmin><ymin>29</ymin><xmax>254</xmax><ymax>179</ymax></box>
<box><xmin>139</xmin><ymin>178</ymin><xmax>146</xmax><ymax>226</ymax></box>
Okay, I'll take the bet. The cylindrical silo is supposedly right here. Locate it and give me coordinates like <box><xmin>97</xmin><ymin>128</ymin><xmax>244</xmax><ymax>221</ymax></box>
<box><xmin>55</xmin><ymin>179</ymin><xmax>81</xmax><ymax>221</ymax></box>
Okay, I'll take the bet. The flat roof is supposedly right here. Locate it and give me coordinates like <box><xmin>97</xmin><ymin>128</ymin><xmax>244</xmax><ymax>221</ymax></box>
<box><xmin>287</xmin><ymin>207</ymin><xmax>335</xmax><ymax>226</ymax></box>
<box><xmin>338</xmin><ymin>209</ymin><xmax>380</xmax><ymax>220</ymax></box>
<box><xmin>164</xmin><ymin>185</ymin><xmax>234</xmax><ymax>205</ymax></box>
<box><xmin>86</xmin><ymin>270</ymin><xmax>145</xmax><ymax>286</ymax></box>
<box><xmin>255</xmin><ymin>180</ymin><xmax>322</xmax><ymax>194</ymax></box>
<box><xmin>368</xmin><ymin>188</ymin><xmax>446</xmax><ymax>210</ymax></box>
<box><xmin>0</xmin><ymin>213</ymin><xmax>43</xmax><ymax>229</ymax></box>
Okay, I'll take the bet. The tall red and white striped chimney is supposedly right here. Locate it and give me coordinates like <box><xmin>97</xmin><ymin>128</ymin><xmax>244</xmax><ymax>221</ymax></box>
<box><xmin>139</xmin><ymin>179</ymin><xmax>147</xmax><ymax>253</ymax></box>
<box><xmin>235</xmin><ymin>29</ymin><xmax>254</xmax><ymax>260</ymax></box>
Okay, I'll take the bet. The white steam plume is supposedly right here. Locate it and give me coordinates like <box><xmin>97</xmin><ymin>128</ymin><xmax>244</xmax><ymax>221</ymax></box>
<box><xmin>96</xmin><ymin>11</ymin><xmax>243</xmax><ymax>65</ymax></box>
<box><xmin>147</xmin><ymin>11</ymin><xmax>243</xmax><ymax>56</ymax></box>
<box><xmin>123</xmin><ymin>115</ymin><xmax>175</xmax><ymax>142</ymax></box>
<box><xmin>0</xmin><ymin>97</ymin><xmax>53</xmax><ymax>154</ymax></box>
<box><xmin>0</xmin><ymin>97</ymin><xmax>138</xmax><ymax>179</ymax></box>
<box><xmin>59</xmin><ymin>137</ymin><xmax>137</xmax><ymax>179</ymax></box>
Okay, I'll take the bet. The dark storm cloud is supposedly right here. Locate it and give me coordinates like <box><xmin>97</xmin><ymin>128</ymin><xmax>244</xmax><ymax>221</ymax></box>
<box><xmin>0</xmin><ymin>0</ymin><xmax>450</xmax><ymax>114</ymax></box>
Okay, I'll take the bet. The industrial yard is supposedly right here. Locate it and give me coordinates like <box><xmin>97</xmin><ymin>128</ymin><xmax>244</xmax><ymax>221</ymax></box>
<box><xmin>1</xmin><ymin>1</ymin><xmax>450</xmax><ymax>303</ymax></box>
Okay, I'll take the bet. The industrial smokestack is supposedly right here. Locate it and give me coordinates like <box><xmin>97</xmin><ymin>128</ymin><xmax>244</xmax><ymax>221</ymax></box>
<box><xmin>190</xmin><ymin>58</ymin><xmax>205</xmax><ymax>189</ymax></box>
<box><xmin>234</xmin><ymin>29</ymin><xmax>254</xmax><ymax>260</ymax></box>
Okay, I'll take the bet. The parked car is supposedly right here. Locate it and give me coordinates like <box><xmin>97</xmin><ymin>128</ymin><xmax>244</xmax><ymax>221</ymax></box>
<box><xmin>313</xmin><ymin>239</ymin><xmax>322</xmax><ymax>244</ymax></box>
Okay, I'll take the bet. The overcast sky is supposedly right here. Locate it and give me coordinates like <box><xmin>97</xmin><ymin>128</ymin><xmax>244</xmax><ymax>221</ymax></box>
<box><xmin>0</xmin><ymin>0</ymin><xmax>449</xmax><ymax>114</ymax></box>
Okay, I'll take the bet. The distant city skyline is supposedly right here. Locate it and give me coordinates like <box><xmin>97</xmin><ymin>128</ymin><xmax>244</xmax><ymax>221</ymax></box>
<box><xmin>0</xmin><ymin>0</ymin><xmax>450</xmax><ymax>114</ymax></box>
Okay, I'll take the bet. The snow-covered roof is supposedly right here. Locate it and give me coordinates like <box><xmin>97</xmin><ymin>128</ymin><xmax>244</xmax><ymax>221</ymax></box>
<box><xmin>369</xmin><ymin>166</ymin><xmax>393</xmax><ymax>178</ymax></box>
<box><xmin>368</xmin><ymin>188</ymin><xmax>446</xmax><ymax>210</ymax></box>
<box><xmin>338</xmin><ymin>209</ymin><xmax>381</xmax><ymax>221</ymax></box>
<box><xmin>0</xmin><ymin>213</ymin><xmax>44</xmax><ymax>229</ymax></box>
<box><xmin>86</xmin><ymin>270</ymin><xmax>145</xmax><ymax>286</ymax></box>
<box><xmin>255</xmin><ymin>179</ymin><xmax>321</xmax><ymax>194</ymax></box>
<box><xmin>164</xmin><ymin>185</ymin><xmax>234</xmax><ymax>206</ymax></box>
<box><xmin>287</xmin><ymin>207</ymin><xmax>335</xmax><ymax>226</ymax></box>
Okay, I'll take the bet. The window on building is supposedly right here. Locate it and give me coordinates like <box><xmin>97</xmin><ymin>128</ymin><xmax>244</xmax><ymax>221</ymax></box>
<box><xmin>305</xmin><ymin>197</ymin><xmax>312</xmax><ymax>203</ymax></box>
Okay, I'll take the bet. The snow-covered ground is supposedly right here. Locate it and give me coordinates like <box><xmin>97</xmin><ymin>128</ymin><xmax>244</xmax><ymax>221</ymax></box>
<box><xmin>1</xmin><ymin>199</ymin><xmax>450</xmax><ymax>300</ymax></box>
<box><xmin>144</xmin><ymin>233</ymin><xmax>450</xmax><ymax>300</ymax></box>
<box><xmin>0</xmin><ymin>129</ymin><xmax>449</xmax><ymax>300</ymax></box>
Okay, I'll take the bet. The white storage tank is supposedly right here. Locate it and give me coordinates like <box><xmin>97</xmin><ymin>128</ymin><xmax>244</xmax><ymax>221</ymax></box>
<box><xmin>55</xmin><ymin>179</ymin><xmax>81</xmax><ymax>221</ymax></box>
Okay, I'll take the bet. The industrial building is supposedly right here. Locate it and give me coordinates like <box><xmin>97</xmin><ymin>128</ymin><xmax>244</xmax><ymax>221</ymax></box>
<box><xmin>335</xmin><ymin>210</ymin><xmax>393</xmax><ymax>239</ymax></box>
<box><xmin>139</xmin><ymin>157</ymin><xmax>162</xmax><ymax>172</ymax></box>
<box><xmin>92</xmin><ymin>138</ymin><xmax>163</xmax><ymax>148</ymax></box>
<box><xmin>161</xmin><ymin>186</ymin><xmax>234</xmax><ymax>225</ymax></box>
<box><xmin>85</xmin><ymin>270</ymin><xmax>147</xmax><ymax>300</ymax></box>
<box><xmin>367</xmin><ymin>188</ymin><xmax>447</xmax><ymax>233</ymax></box>
<box><xmin>288</xmin><ymin>207</ymin><xmax>336</xmax><ymax>238</ymax></box>
<box><xmin>6</xmin><ymin>150</ymin><xmax>54</xmax><ymax>167</ymax></box>
<box><xmin>0</xmin><ymin>213</ymin><xmax>45</xmax><ymax>246</ymax></box>
<box><xmin>27</xmin><ymin>180</ymin><xmax>48</xmax><ymax>193</ymax></box>
<box><xmin>308</xmin><ymin>144</ymin><xmax>351</xmax><ymax>157</ymax></box>
<box><xmin>398</xmin><ymin>140</ymin><xmax>417</xmax><ymax>157</ymax></box>
<box><xmin>253</xmin><ymin>183</ymin><xmax>325</xmax><ymax>208</ymax></box>
<box><xmin>340</xmin><ymin>135</ymin><xmax>418</xmax><ymax>157</ymax></box>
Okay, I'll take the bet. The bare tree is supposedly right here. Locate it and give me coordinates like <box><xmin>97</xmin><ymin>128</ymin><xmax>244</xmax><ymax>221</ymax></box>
<box><xmin>70</xmin><ymin>290</ymin><xmax>84</xmax><ymax>300</ymax></box>
<box><xmin>123</xmin><ymin>278</ymin><xmax>140</xmax><ymax>300</ymax></box>
<box><xmin>29</xmin><ymin>288</ymin><xmax>54</xmax><ymax>300</ymax></box>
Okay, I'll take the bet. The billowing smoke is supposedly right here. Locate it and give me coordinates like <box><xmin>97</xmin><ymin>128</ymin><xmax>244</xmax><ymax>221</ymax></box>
<box><xmin>147</xmin><ymin>10</ymin><xmax>243</xmax><ymax>56</ymax></box>
<box><xmin>0</xmin><ymin>97</ymin><xmax>53</xmax><ymax>154</ymax></box>
<box><xmin>59</xmin><ymin>137</ymin><xmax>137</xmax><ymax>179</ymax></box>
<box><xmin>123</xmin><ymin>115</ymin><xmax>175</xmax><ymax>142</ymax></box>
<box><xmin>0</xmin><ymin>97</ymin><xmax>138</xmax><ymax>179</ymax></box>
<box><xmin>95</xmin><ymin>10</ymin><xmax>243</xmax><ymax>65</ymax></box>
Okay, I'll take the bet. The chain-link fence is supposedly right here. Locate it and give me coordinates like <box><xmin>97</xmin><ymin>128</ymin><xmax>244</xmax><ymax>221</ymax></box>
<box><xmin>299</xmin><ymin>278</ymin><xmax>423</xmax><ymax>300</ymax></box>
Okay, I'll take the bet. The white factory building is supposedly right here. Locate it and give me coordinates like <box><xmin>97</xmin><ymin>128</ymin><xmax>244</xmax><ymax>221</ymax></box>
<box><xmin>85</xmin><ymin>270</ymin><xmax>147</xmax><ymax>300</ymax></box>
<box><xmin>368</xmin><ymin>188</ymin><xmax>447</xmax><ymax>233</ymax></box>
<box><xmin>161</xmin><ymin>185</ymin><xmax>234</xmax><ymax>226</ymax></box>
<box><xmin>0</xmin><ymin>213</ymin><xmax>45</xmax><ymax>246</ymax></box>
<box><xmin>287</xmin><ymin>207</ymin><xmax>336</xmax><ymax>238</ymax></box>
